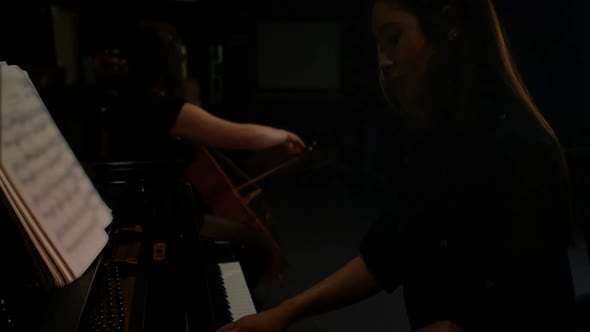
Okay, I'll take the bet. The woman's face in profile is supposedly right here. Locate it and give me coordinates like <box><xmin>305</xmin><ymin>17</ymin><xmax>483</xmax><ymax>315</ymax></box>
<box><xmin>372</xmin><ymin>0</ymin><xmax>433</xmax><ymax>105</ymax></box>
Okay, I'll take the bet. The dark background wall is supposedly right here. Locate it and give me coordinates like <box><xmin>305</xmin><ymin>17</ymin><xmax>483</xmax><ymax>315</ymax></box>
<box><xmin>0</xmin><ymin>1</ymin><xmax>587</xmax><ymax>192</ymax></box>
<box><xmin>3</xmin><ymin>0</ymin><xmax>586</xmax><ymax>142</ymax></box>
<box><xmin>2</xmin><ymin>0</ymin><xmax>588</xmax><ymax>197</ymax></box>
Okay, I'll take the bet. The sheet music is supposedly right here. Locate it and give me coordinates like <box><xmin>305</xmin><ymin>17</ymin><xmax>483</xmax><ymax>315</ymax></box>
<box><xmin>0</xmin><ymin>168</ymin><xmax>65</xmax><ymax>285</ymax></box>
<box><xmin>0</xmin><ymin>64</ymin><xmax>111</xmax><ymax>281</ymax></box>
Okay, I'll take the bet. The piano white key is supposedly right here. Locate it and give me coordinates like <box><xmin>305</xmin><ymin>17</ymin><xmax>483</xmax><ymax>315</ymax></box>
<box><xmin>218</xmin><ymin>261</ymin><xmax>257</xmax><ymax>320</ymax></box>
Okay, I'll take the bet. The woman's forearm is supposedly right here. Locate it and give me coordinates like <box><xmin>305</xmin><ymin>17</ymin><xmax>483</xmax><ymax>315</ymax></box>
<box><xmin>170</xmin><ymin>103</ymin><xmax>302</xmax><ymax>151</ymax></box>
<box><xmin>275</xmin><ymin>256</ymin><xmax>380</xmax><ymax>323</ymax></box>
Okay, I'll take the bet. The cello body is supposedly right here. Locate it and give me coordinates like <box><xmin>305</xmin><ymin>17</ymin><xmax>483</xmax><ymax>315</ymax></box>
<box><xmin>184</xmin><ymin>146</ymin><xmax>286</xmax><ymax>281</ymax></box>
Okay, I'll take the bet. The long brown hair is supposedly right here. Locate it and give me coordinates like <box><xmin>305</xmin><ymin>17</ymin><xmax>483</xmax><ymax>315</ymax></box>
<box><xmin>383</xmin><ymin>0</ymin><xmax>575</xmax><ymax>245</ymax></box>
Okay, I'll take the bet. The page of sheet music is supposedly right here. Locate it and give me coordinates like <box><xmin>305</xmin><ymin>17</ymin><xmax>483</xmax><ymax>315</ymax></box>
<box><xmin>0</xmin><ymin>168</ymin><xmax>65</xmax><ymax>285</ymax></box>
<box><xmin>0</xmin><ymin>64</ymin><xmax>111</xmax><ymax>280</ymax></box>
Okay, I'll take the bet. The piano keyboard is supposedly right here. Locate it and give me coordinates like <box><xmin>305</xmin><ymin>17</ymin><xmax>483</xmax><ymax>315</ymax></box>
<box><xmin>218</xmin><ymin>261</ymin><xmax>257</xmax><ymax>321</ymax></box>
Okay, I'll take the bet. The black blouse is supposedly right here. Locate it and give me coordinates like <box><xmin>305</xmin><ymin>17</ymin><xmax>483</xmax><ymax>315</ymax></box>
<box><xmin>360</xmin><ymin>104</ymin><xmax>574</xmax><ymax>331</ymax></box>
<box><xmin>43</xmin><ymin>84</ymin><xmax>188</xmax><ymax>163</ymax></box>
<box><xmin>97</xmin><ymin>88</ymin><xmax>187</xmax><ymax>161</ymax></box>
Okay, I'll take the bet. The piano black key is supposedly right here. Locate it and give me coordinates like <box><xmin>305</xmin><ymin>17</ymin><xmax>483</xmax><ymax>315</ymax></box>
<box><xmin>217</xmin><ymin>261</ymin><xmax>257</xmax><ymax>321</ymax></box>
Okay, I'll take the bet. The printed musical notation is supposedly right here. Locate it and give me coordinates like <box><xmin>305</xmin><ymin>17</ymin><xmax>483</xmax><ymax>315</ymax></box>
<box><xmin>0</xmin><ymin>62</ymin><xmax>112</xmax><ymax>286</ymax></box>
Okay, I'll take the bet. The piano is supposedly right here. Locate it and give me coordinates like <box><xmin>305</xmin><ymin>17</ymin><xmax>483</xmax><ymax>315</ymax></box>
<box><xmin>0</xmin><ymin>159</ymin><xmax>260</xmax><ymax>332</ymax></box>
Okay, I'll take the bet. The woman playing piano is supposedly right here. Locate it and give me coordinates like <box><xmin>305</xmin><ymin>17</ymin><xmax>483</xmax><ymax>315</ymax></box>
<box><xmin>217</xmin><ymin>0</ymin><xmax>575</xmax><ymax>331</ymax></box>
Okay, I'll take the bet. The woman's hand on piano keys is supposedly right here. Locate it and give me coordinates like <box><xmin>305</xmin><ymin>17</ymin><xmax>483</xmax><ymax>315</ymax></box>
<box><xmin>215</xmin><ymin>307</ymin><xmax>292</xmax><ymax>332</ymax></box>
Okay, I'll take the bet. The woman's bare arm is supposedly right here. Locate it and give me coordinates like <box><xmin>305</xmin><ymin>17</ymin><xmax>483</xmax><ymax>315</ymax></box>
<box><xmin>169</xmin><ymin>103</ymin><xmax>305</xmax><ymax>153</ymax></box>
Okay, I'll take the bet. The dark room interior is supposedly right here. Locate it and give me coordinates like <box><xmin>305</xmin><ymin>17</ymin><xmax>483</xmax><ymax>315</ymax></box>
<box><xmin>1</xmin><ymin>1</ymin><xmax>589</xmax><ymax>331</ymax></box>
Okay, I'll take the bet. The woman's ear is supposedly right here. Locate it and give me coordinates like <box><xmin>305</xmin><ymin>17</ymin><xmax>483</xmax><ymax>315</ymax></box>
<box><xmin>447</xmin><ymin>26</ymin><xmax>459</xmax><ymax>41</ymax></box>
<box><xmin>440</xmin><ymin>3</ymin><xmax>457</xmax><ymax>21</ymax></box>
<box><xmin>440</xmin><ymin>3</ymin><xmax>460</xmax><ymax>41</ymax></box>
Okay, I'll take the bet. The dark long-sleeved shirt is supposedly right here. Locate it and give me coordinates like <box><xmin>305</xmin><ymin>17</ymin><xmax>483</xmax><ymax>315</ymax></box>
<box><xmin>360</xmin><ymin>103</ymin><xmax>574</xmax><ymax>331</ymax></box>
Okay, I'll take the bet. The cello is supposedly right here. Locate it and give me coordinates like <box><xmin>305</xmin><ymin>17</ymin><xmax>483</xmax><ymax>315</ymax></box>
<box><xmin>184</xmin><ymin>143</ymin><xmax>315</xmax><ymax>282</ymax></box>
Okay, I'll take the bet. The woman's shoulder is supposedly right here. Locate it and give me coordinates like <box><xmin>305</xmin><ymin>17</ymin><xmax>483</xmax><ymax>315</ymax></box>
<box><xmin>495</xmin><ymin>107</ymin><xmax>560</xmax><ymax>152</ymax></box>
<box><xmin>491</xmin><ymin>106</ymin><xmax>564</xmax><ymax>173</ymax></box>
<box><xmin>106</xmin><ymin>89</ymin><xmax>186</xmax><ymax>125</ymax></box>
